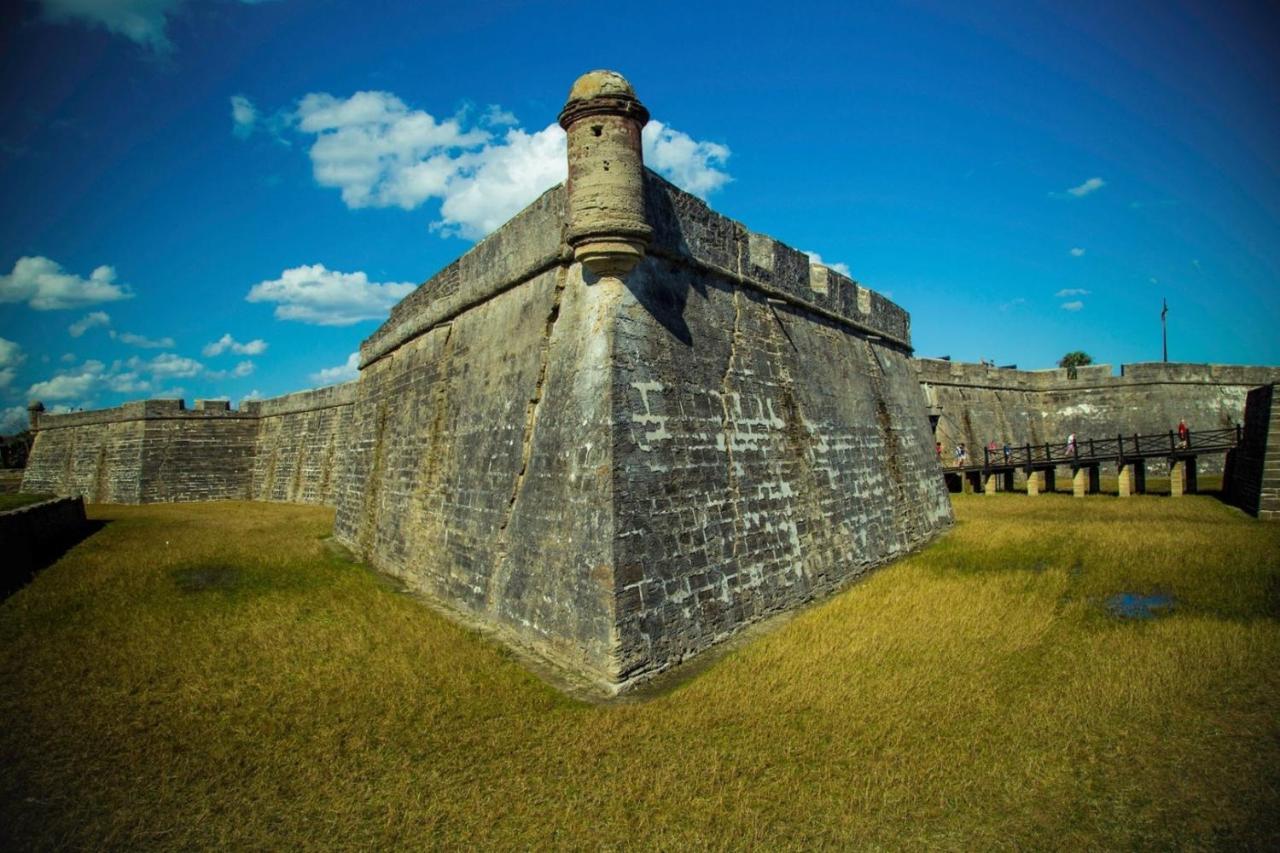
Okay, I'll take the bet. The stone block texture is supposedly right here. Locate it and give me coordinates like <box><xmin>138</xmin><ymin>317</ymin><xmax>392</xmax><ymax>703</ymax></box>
<box><xmin>918</xmin><ymin>359</ymin><xmax>1280</xmax><ymax>475</ymax></box>
<box><xmin>1226</xmin><ymin>384</ymin><xmax>1280</xmax><ymax>520</ymax></box>
<box><xmin>321</xmin><ymin>172</ymin><xmax>952</xmax><ymax>688</ymax></box>
<box><xmin>23</xmin><ymin>390</ymin><xmax>354</xmax><ymax>505</ymax></box>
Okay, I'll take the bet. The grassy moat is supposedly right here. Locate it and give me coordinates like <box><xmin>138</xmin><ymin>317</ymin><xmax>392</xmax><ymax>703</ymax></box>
<box><xmin>1</xmin><ymin>493</ymin><xmax>1277</xmax><ymax>849</ymax></box>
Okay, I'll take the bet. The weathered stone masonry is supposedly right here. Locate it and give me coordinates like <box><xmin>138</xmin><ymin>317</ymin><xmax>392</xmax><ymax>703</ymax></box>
<box><xmin>24</xmin><ymin>387</ymin><xmax>354</xmax><ymax>505</ymax></box>
<box><xmin>24</xmin><ymin>71</ymin><xmax>1278</xmax><ymax>690</ymax></box>
<box><xmin>323</xmin><ymin>71</ymin><xmax>952</xmax><ymax>688</ymax></box>
<box><xmin>1226</xmin><ymin>384</ymin><xmax>1280</xmax><ymax>520</ymax></box>
<box><xmin>918</xmin><ymin>359</ymin><xmax>1280</xmax><ymax>474</ymax></box>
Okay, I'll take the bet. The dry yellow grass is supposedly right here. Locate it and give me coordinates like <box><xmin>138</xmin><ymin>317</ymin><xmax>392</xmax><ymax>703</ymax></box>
<box><xmin>1</xmin><ymin>494</ymin><xmax>1277</xmax><ymax>850</ymax></box>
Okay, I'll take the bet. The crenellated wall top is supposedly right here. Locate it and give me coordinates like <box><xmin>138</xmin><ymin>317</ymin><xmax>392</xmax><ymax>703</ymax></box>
<box><xmin>914</xmin><ymin>358</ymin><xmax>1280</xmax><ymax>391</ymax></box>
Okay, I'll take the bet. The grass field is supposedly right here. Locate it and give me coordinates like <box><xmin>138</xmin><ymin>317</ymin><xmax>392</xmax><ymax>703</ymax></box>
<box><xmin>0</xmin><ymin>493</ymin><xmax>55</xmax><ymax>512</ymax></box>
<box><xmin>1</xmin><ymin>493</ymin><xmax>1277</xmax><ymax>849</ymax></box>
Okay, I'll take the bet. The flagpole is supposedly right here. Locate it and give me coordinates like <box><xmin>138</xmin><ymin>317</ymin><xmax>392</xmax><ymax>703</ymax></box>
<box><xmin>1161</xmin><ymin>298</ymin><xmax>1168</xmax><ymax>362</ymax></box>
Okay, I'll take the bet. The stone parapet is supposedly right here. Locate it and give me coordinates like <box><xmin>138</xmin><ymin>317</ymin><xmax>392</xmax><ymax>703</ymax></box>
<box><xmin>645</xmin><ymin>172</ymin><xmax>912</xmax><ymax>349</ymax></box>
<box><xmin>358</xmin><ymin>185</ymin><xmax>569</xmax><ymax>369</ymax></box>
<box><xmin>0</xmin><ymin>496</ymin><xmax>87</xmax><ymax>590</ymax></box>
<box><xmin>916</xmin><ymin>358</ymin><xmax>1280</xmax><ymax>391</ymax></box>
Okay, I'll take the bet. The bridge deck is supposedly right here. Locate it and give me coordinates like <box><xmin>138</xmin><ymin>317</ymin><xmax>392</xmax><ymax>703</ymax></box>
<box><xmin>945</xmin><ymin>426</ymin><xmax>1240</xmax><ymax>475</ymax></box>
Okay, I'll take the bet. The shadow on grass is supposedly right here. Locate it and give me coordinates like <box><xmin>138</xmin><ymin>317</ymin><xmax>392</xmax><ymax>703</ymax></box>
<box><xmin>1</xmin><ymin>519</ymin><xmax>108</xmax><ymax>602</ymax></box>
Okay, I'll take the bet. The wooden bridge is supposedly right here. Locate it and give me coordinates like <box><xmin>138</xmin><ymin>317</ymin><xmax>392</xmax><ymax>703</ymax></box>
<box><xmin>944</xmin><ymin>426</ymin><xmax>1242</xmax><ymax>497</ymax></box>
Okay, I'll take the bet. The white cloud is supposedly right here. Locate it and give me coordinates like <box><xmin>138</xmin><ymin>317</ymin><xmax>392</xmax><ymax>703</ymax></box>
<box><xmin>310</xmin><ymin>352</ymin><xmax>359</xmax><ymax>385</ymax></box>
<box><xmin>295</xmin><ymin>90</ymin><xmax>488</xmax><ymax>209</ymax></box>
<box><xmin>2</xmin><ymin>256</ymin><xmax>132</xmax><ymax>311</ymax></box>
<box><xmin>142</xmin><ymin>352</ymin><xmax>203</xmax><ymax>378</ymax></box>
<box><xmin>246</xmin><ymin>264</ymin><xmax>416</xmax><ymax>326</ymax></box>
<box><xmin>37</xmin><ymin>0</ymin><xmax>186</xmax><ymax>51</ymax></box>
<box><xmin>111</xmin><ymin>330</ymin><xmax>175</xmax><ymax>348</ymax></box>
<box><xmin>1061</xmin><ymin>301</ymin><xmax>1085</xmax><ymax>312</ymax></box>
<box><xmin>69</xmin><ymin>310</ymin><xmax>111</xmax><ymax>337</ymax></box>
<box><xmin>38</xmin><ymin>0</ymin><xmax>276</xmax><ymax>53</ymax></box>
<box><xmin>240</xmin><ymin>389</ymin><xmax>263</xmax><ymax>404</ymax></box>
<box><xmin>0</xmin><ymin>337</ymin><xmax>25</xmax><ymax>389</ymax></box>
<box><xmin>802</xmin><ymin>251</ymin><xmax>852</xmax><ymax>278</ymax></box>
<box><xmin>231</xmin><ymin>94</ymin><xmax>257</xmax><ymax>139</ymax></box>
<box><xmin>68</xmin><ymin>311</ymin><xmax>173</xmax><ymax>347</ymax></box>
<box><xmin>0</xmin><ymin>405</ymin><xmax>27</xmax><ymax>434</ymax></box>
<box><xmin>29</xmin><ymin>361</ymin><xmax>109</xmax><ymax>401</ymax></box>
<box><xmin>202</xmin><ymin>333</ymin><xmax>268</xmax><ymax>357</ymax></box>
<box><xmin>1055</xmin><ymin>288</ymin><xmax>1090</xmax><ymax>297</ymax></box>
<box><xmin>26</xmin><ymin>356</ymin><xmax>184</xmax><ymax>404</ymax></box>
<box><xmin>206</xmin><ymin>360</ymin><xmax>255</xmax><ymax>380</ymax></box>
<box><xmin>0</xmin><ymin>337</ymin><xmax>24</xmax><ymax>368</ymax></box>
<box><xmin>1066</xmin><ymin>177</ymin><xmax>1105</xmax><ymax>198</ymax></box>
<box><xmin>642</xmin><ymin>120</ymin><xmax>731</xmax><ymax>197</ymax></box>
<box><xmin>435</xmin><ymin>124</ymin><xmax>569</xmax><ymax>239</ymax></box>
<box><xmin>60</xmin><ymin>353</ymin><xmax>76</xmax><ymax>363</ymax></box>
<box><xmin>285</xmin><ymin>89</ymin><xmax>732</xmax><ymax>240</ymax></box>
<box><xmin>1069</xmin><ymin>247</ymin><xmax>1086</xmax><ymax>257</ymax></box>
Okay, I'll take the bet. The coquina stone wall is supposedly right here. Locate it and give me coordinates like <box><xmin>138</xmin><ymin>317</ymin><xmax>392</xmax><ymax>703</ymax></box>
<box><xmin>1226</xmin><ymin>384</ymin><xmax>1280</xmax><ymax>520</ymax></box>
<box><xmin>918</xmin><ymin>359</ymin><xmax>1280</xmax><ymax>473</ymax></box>
<box><xmin>23</xmin><ymin>388</ymin><xmax>354</xmax><ymax>505</ymax></box>
<box><xmin>329</xmin><ymin>166</ymin><xmax>952</xmax><ymax>687</ymax></box>
<box><xmin>247</xmin><ymin>383</ymin><xmax>356</xmax><ymax>505</ymax></box>
<box><xmin>607</xmin><ymin>175</ymin><xmax>951</xmax><ymax>676</ymax></box>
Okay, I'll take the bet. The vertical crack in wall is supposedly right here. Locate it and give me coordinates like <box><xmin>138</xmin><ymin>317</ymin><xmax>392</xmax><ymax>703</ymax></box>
<box><xmin>61</xmin><ymin>430</ymin><xmax>76</xmax><ymax>493</ymax></box>
<box><xmin>421</xmin><ymin>324</ymin><xmax>456</xmax><ymax>485</ymax></box>
<box><xmin>319</xmin><ymin>435</ymin><xmax>335</xmax><ymax>503</ymax></box>
<box><xmin>498</xmin><ymin>274</ymin><xmax>566</xmax><ymax>536</ymax></box>
<box><xmin>719</xmin><ymin>286</ymin><xmax>746</xmax><ymax>555</ymax></box>
<box><xmin>93</xmin><ymin>443</ymin><xmax>108</xmax><ymax>503</ymax></box>
<box><xmin>489</xmin><ymin>271</ymin><xmax>568</xmax><ymax>612</ymax></box>
<box><xmin>866</xmin><ymin>340</ymin><xmax>917</xmax><ymax>540</ymax></box>
<box><xmin>766</xmin><ymin>305</ymin><xmax>827</xmax><ymax>582</ymax></box>
<box><xmin>289</xmin><ymin>428</ymin><xmax>305</xmax><ymax>502</ymax></box>
<box><xmin>413</xmin><ymin>323</ymin><xmax>456</xmax><ymax>571</ymax></box>
<box><xmin>358</xmin><ymin>401</ymin><xmax>389</xmax><ymax>559</ymax></box>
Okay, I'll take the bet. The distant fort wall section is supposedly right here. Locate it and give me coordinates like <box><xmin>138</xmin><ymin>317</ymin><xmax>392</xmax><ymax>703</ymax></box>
<box><xmin>917</xmin><ymin>358</ymin><xmax>1280</xmax><ymax>473</ymax></box>
<box><xmin>23</xmin><ymin>386</ymin><xmax>355</xmax><ymax>505</ymax></box>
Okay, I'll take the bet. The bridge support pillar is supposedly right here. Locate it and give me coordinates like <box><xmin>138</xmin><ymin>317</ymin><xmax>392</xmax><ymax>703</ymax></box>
<box><xmin>1072</xmin><ymin>465</ymin><xmax>1100</xmax><ymax>497</ymax></box>
<box><xmin>1171</xmin><ymin>457</ymin><xmax>1198</xmax><ymax>497</ymax></box>
<box><xmin>1118</xmin><ymin>460</ymin><xmax>1146</xmax><ymax>497</ymax></box>
<box><xmin>965</xmin><ymin>471</ymin><xmax>983</xmax><ymax>494</ymax></box>
<box><xmin>982</xmin><ymin>472</ymin><xmax>998</xmax><ymax>495</ymax></box>
<box><xmin>1026</xmin><ymin>469</ymin><xmax>1044</xmax><ymax>496</ymax></box>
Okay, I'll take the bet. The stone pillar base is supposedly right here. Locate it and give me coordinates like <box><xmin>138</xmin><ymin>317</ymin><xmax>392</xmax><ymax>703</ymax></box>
<box><xmin>1171</xmin><ymin>457</ymin><xmax>1198</xmax><ymax>497</ymax></box>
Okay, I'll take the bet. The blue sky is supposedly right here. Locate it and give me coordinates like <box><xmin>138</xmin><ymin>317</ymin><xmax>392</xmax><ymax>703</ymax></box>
<box><xmin>1</xmin><ymin>0</ymin><xmax>1277</xmax><ymax>431</ymax></box>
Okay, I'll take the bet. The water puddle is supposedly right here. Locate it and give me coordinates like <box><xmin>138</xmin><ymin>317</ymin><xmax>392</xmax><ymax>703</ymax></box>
<box><xmin>1105</xmin><ymin>592</ymin><xmax>1176</xmax><ymax>620</ymax></box>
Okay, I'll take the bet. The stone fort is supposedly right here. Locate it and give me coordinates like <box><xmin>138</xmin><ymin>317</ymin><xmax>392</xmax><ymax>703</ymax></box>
<box><xmin>20</xmin><ymin>72</ymin><xmax>1280</xmax><ymax>689</ymax></box>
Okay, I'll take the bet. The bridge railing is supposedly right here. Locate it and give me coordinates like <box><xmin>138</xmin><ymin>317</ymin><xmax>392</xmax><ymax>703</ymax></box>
<box><xmin>965</xmin><ymin>425</ymin><xmax>1242</xmax><ymax>471</ymax></box>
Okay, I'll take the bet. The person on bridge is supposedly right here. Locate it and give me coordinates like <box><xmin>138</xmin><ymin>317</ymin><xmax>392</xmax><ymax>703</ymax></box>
<box><xmin>1066</xmin><ymin>433</ymin><xmax>1077</xmax><ymax>456</ymax></box>
<box><xmin>987</xmin><ymin>439</ymin><xmax>998</xmax><ymax>459</ymax></box>
<box><xmin>1177</xmin><ymin>418</ymin><xmax>1190</xmax><ymax>449</ymax></box>
<box><xmin>1002</xmin><ymin>442</ymin><xmax>1012</xmax><ymax>464</ymax></box>
<box><xmin>954</xmin><ymin>443</ymin><xmax>968</xmax><ymax>468</ymax></box>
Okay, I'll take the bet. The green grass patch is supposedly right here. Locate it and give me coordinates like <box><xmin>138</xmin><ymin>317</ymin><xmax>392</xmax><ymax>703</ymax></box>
<box><xmin>0</xmin><ymin>493</ymin><xmax>55</xmax><ymax>512</ymax></box>
<box><xmin>1</xmin><ymin>496</ymin><xmax>1277</xmax><ymax>848</ymax></box>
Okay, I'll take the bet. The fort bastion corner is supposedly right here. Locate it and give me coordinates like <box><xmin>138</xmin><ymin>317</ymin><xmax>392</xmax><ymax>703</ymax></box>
<box><xmin>19</xmin><ymin>71</ymin><xmax>1279</xmax><ymax>690</ymax></box>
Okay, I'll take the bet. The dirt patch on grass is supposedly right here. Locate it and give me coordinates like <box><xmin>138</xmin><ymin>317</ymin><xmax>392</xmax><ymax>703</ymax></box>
<box><xmin>171</xmin><ymin>565</ymin><xmax>245</xmax><ymax>594</ymax></box>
